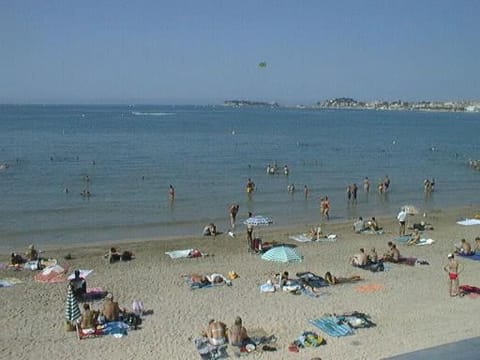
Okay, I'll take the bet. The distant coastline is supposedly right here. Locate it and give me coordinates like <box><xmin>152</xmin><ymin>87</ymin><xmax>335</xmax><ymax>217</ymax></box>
<box><xmin>223</xmin><ymin>97</ymin><xmax>480</xmax><ymax>112</ymax></box>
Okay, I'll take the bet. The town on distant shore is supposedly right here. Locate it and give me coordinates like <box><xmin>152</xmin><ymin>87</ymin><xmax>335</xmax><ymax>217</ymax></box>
<box><xmin>224</xmin><ymin>98</ymin><xmax>480</xmax><ymax>112</ymax></box>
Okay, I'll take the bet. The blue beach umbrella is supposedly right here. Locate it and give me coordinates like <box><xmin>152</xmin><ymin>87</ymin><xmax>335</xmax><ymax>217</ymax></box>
<box><xmin>261</xmin><ymin>245</ymin><xmax>302</xmax><ymax>263</ymax></box>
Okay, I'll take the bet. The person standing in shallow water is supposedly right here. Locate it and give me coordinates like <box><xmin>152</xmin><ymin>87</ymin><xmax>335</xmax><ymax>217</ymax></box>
<box><xmin>169</xmin><ymin>184</ymin><xmax>175</xmax><ymax>201</ymax></box>
<box><xmin>229</xmin><ymin>204</ymin><xmax>240</xmax><ymax>230</ymax></box>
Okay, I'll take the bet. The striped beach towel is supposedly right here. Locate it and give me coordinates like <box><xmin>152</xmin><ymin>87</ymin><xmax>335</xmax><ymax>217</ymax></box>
<box><xmin>309</xmin><ymin>317</ymin><xmax>354</xmax><ymax>337</ymax></box>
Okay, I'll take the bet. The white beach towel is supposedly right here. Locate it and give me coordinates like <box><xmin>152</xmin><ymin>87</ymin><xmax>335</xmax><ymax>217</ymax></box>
<box><xmin>417</xmin><ymin>238</ymin><xmax>435</xmax><ymax>246</ymax></box>
<box><xmin>68</xmin><ymin>269</ymin><xmax>93</xmax><ymax>280</ymax></box>
<box><xmin>165</xmin><ymin>249</ymin><xmax>194</xmax><ymax>259</ymax></box>
<box><xmin>456</xmin><ymin>219</ymin><xmax>480</xmax><ymax>226</ymax></box>
<box><xmin>289</xmin><ymin>234</ymin><xmax>313</xmax><ymax>243</ymax></box>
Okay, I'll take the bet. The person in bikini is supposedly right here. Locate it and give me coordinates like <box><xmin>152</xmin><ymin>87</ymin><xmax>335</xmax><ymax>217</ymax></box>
<box><xmin>444</xmin><ymin>253</ymin><xmax>463</xmax><ymax>296</ymax></box>
<box><xmin>206</xmin><ymin>319</ymin><xmax>227</xmax><ymax>346</ymax></box>
<box><xmin>407</xmin><ymin>229</ymin><xmax>421</xmax><ymax>246</ymax></box>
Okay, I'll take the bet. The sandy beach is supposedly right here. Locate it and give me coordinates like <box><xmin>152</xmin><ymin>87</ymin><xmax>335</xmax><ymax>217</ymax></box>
<box><xmin>1</xmin><ymin>205</ymin><xmax>480</xmax><ymax>360</ymax></box>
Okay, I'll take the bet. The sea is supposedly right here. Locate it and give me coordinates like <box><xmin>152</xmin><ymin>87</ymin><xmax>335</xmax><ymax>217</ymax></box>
<box><xmin>1</xmin><ymin>104</ymin><xmax>479</xmax><ymax>251</ymax></box>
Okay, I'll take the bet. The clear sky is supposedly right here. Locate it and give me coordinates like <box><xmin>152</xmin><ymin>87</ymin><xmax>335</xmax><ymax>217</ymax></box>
<box><xmin>1</xmin><ymin>0</ymin><xmax>478</xmax><ymax>104</ymax></box>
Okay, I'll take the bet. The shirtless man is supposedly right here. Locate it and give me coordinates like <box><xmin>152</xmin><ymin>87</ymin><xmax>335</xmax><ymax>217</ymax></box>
<box><xmin>444</xmin><ymin>254</ymin><xmax>462</xmax><ymax>296</ymax></box>
<box><xmin>473</xmin><ymin>237</ymin><xmax>480</xmax><ymax>253</ymax></box>
<box><xmin>351</xmin><ymin>248</ymin><xmax>368</xmax><ymax>267</ymax></box>
<box><xmin>229</xmin><ymin>204</ymin><xmax>240</xmax><ymax>229</ymax></box>
<box><xmin>206</xmin><ymin>319</ymin><xmax>227</xmax><ymax>346</ymax></box>
<box><xmin>456</xmin><ymin>238</ymin><xmax>473</xmax><ymax>255</ymax></box>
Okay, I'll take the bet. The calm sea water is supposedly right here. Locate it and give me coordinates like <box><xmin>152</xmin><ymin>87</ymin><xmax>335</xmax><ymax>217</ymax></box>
<box><xmin>0</xmin><ymin>105</ymin><xmax>479</xmax><ymax>250</ymax></box>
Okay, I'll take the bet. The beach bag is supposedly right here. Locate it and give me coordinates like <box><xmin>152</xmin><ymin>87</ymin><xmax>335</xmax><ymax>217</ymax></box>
<box><xmin>124</xmin><ymin>312</ymin><xmax>142</xmax><ymax>330</ymax></box>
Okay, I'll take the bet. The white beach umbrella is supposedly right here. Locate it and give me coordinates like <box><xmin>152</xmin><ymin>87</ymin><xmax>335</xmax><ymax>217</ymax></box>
<box><xmin>243</xmin><ymin>215</ymin><xmax>273</xmax><ymax>226</ymax></box>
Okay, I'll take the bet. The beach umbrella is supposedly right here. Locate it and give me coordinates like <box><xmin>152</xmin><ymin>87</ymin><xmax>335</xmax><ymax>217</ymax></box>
<box><xmin>65</xmin><ymin>285</ymin><xmax>81</xmax><ymax>325</ymax></box>
<box><xmin>261</xmin><ymin>245</ymin><xmax>302</xmax><ymax>263</ymax></box>
<box><xmin>402</xmin><ymin>205</ymin><xmax>419</xmax><ymax>215</ymax></box>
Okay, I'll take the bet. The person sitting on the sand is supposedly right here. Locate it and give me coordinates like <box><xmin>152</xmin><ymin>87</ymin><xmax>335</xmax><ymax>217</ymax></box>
<box><xmin>69</xmin><ymin>269</ymin><xmax>87</xmax><ymax>300</ymax></box>
<box><xmin>228</xmin><ymin>316</ymin><xmax>250</xmax><ymax>347</ymax></box>
<box><xmin>206</xmin><ymin>319</ymin><xmax>227</xmax><ymax>346</ymax></box>
<box><xmin>368</xmin><ymin>247</ymin><xmax>378</xmax><ymax>263</ymax></box>
<box><xmin>366</xmin><ymin>217</ymin><xmax>381</xmax><ymax>232</ymax></box>
<box><xmin>80</xmin><ymin>303</ymin><xmax>97</xmax><ymax>330</ymax></box>
<box><xmin>325</xmin><ymin>271</ymin><xmax>361</xmax><ymax>285</ymax></box>
<box><xmin>351</xmin><ymin>248</ymin><xmax>368</xmax><ymax>267</ymax></box>
<box><xmin>10</xmin><ymin>252</ymin><xmax>26</xmax><ymax>265</ymax></box>
<box><xmin>102</xmin><ymin>293</ymin><xmax>124</xmax><ymax>322</ymax></box>
<box><xmin>455</xmin><ymin>238</ymin><xmax>473</xmax><ymax>255</ymax></box>
<box><xmin>473</xmin><ymin>237</ymin><xmax>480</xmax><ymax>254</ymax></box>
<box><xmin>383</xmin><ymin>243</ymin><xmax>401</xmax><ymax>263</ymax></box>
<box><xmin>106</xmin><ymin>247</ymin><xmax>122</xmax><ymax>263</ymax></box>
<box><xmin>353</xmin><ymin>217</ymin><xmax>365</xmax><ymax>233</ymax></box>
<box><xmin>202</xmin><ymin>223</ymin><xmax>217</xmax><ymax>237</ymax></box>
<box><xmin>25</xmin><ymin>244</ymin><xmax>39</xmax><ymax>261</ymax></box>
<box><xmin>310</xmin><ymin>225</ymin><xmax>323</xmax><ymax>240</ymax></box>
<box><xmin>407</xmin><ymin>229</ymin><xmax>421</xmax><ymax>246</ymax></box>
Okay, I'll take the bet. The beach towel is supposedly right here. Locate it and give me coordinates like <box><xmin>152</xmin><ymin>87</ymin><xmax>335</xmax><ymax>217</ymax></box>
<box><xmin>309</xmin><ymin>317</ymin><xmax>354</xmax><ymax>337</ymax></box>
<box><xmin>456</xmin><ymin>219</ymin><xmax>480</xmax><ymax>226</ymax></box>
<box><xmin>459</xmin><ymin>285</ymin><xmax>480</xmax><ymax>298</ymax></box>
<box><xmin>195</xmin><ymin>337</ymin><xmax>229</xmax><ymax>359</ymax></box>
<box><xmin>458</xmin><ymin>253</ymin><xmax>480</xmax><ymax>261</ymax></box>
<box><xmin>355</xmin><ymin>283</ymin><xmax>385</xmax><ymax>293</ymax></box>
<box><xmin>289</xmin><ymin>234</ymin><xmax>313</xmax><ymax>243</ymax></box>
<box><xmin>183</xmin><ymin>275</ymin><xmax>228</xmax><ymax>290</ymax></box>
<box><xmin>397</xmin><ymin>257</ymin><xmax>417</xmax><ymax>266</ymax></box>
<box><xmin>0</xmin><ymin>278</ymin><xmax>23</xmax><ymax>287</ymax></box>
<box><xmin>165</xmin><ymin>249</ymin><xmax>205</xmax><ymax>259</ymax></box>
<box><xmin>34</xmin><ymin>264</ymin><xmax>68</xmax><ymax>283</ymax></box>
<box><xmin>394</xmin><ymin>235</ymin><xmax>412</xmax><ymax>243</ymax></box>
<box><xmin>296</xmin><ymin>272</ymin><xmax>330</xmax><ymax>288</ymax></box>
<box><xmin>417</xmin><ymin>238</ymin><xmax>435</xmax><ymax>246</ymax></box>
<box><xmin>84</xmin><ymin>287</ymin><xmax>107</xmax><ymax>301</ymax></box>
<box><xmin>260</xmin><ymin>282</ymin><xmax>276</xmax><ymax>293</ymax></box>
<box><xmin>68</xmin><ymin>269</ymin><xmax>93</xmax><ymax>280</ymax></box>
<box><xmin>102</xmin><ymin>321</ymin><xmax>129</xmax><ymax>337</ymax></box>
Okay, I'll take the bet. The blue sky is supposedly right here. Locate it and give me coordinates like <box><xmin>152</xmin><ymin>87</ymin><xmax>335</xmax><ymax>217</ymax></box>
<box><xmin>0</xmin><ymin>0</ymin><xmax>478</xmax><ymax>104</ymax></box>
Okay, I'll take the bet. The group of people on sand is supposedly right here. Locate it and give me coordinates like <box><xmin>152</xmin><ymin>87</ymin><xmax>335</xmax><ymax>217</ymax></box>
<box><xmin>454</xmin><ymin>237</ymin><xmax>480</xmax><ymax>256</ymax></box>
<box><xmin>205</xmin><ymin>316</ymin><xmax>251</xmax><ymax>348</ymax></box>
<box><xmin>353</xmin><ymin>217</ymin><xmax>382</xmax><ymax>233</ymax></box>
<box><xmin>351</xmin><ymin>243</ymin><xmax>400</xmax><ymax>267</ymax></box>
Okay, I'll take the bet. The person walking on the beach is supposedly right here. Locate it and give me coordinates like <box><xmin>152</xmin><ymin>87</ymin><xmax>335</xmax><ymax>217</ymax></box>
<box><xmin>397</xmin><ymin>208</ymin><xmax>407</xmax><ymax>236</ymax></box>
<box><xmin>444</xmin><ymin>253</ymin><xmax>462</xmax><ymax>296</ymax></box>
<box><xmin>246</xmin><ymin>212</ymin><xmax>254</xmax><ymax>249</ymax></box>
<box><xmin>229</xmin><ymin>204</ymin><xmax>240</xmax><ymax>229</ymax></box>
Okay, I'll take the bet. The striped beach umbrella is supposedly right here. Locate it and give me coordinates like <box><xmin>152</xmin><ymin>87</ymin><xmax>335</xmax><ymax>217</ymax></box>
<box><xmin>65</xmin><ymin>285</ymin><xmax>81</xmax><ymax>324</ymax></box>
<box><xmin>261</xmin><ymin>245</ymin><xmax>302</xmax><ymax>263</ymax></box>
<box><xmin>243</xmin><ymin>215</ymin><xmax>273</xmax><ymax>226</ymax></box>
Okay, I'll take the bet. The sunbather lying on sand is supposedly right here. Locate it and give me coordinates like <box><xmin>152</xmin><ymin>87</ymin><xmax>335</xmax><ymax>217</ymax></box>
<box><xmin>324</xmin><ymin>272</ymin><xmax>362</xmax><ymax>285</ymax></box>
<box><xmin>189</xmin><ymin>273</ymin><xmax>232</xmax><ymax>286</ymax></box>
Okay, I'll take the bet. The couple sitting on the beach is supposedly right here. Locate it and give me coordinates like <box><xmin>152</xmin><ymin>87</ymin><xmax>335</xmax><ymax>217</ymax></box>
<box><xmin>205</xmin><ymin>317</ymin><xmax>253</xmax><ymax>349</ymax></box>
<box><xmin>454</xmin><ymin>238</ymin><xmax>478</xmax><ymax>255</ymax></box>
<box><xmin>353</xmin><ymin>217</ymin><xmax>382</xmax><ymax>234</ymax></box>
<box><xmin>105</xmin><ymin>247</ymin><xmax>134</xmax><ymax>264</ymax></box>
<box><xmin>351</xmin><ymin>247</ymin><xmax>386</xmax><ymax>271</ymax></box>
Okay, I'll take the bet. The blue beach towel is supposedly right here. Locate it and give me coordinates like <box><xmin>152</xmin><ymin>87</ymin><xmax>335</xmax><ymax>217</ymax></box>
<box><xmin>393</xmin><ymin>235</ymin><xmax>411</xmax><ymax>243</ymax></box>
<box><xmin>458</xmin><ymin>253</ymin><xmax>480</xmax><ymax>261</ymax></box>
<box><xmin>102</xmin><ymin>321</ymin><xmax>129</xmax><ymax>336</ymax></box>
<box><xmin>309</xmin><ymin>317</ymin><xmax>354</xmax><ymax>337</ymax></box>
